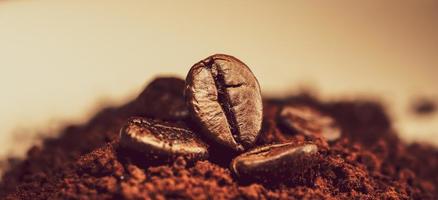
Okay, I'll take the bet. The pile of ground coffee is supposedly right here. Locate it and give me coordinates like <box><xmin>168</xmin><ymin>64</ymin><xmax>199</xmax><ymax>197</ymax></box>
<box><xmin>0</xmin><ymin>54</ymin><xmax>437</xmax><ymax>199</ymax></box>
<box><xmin>0</xmin><ymin>88</ymin><xmax>436</xmax><ymax>199</ymax></box>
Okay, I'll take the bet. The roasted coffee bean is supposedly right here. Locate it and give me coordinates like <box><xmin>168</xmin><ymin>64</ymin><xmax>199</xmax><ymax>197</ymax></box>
<box><xmin>119</xmin><ymin>117</ymin><xmax>209</xmax><ymax>162</ymax></box>
<box><xmin>412</xmin><ymin>98</ymin><xmax>436</xmax><ymax>115</ymax></box>
<box><xmin>137</xmin><ymin>77</ymin><xmax>189</xmax><ymax>121</ymax></box>
<box><xmin>278</xmin><ymin>105</ymin><xmax>341</xmax><ymax>141</ymax></box>
<box><xmin>230</xmin><ymin>142</ymin><xmax>318</xmax><ymax>184</ymax></box>
<box><xmin>185</xmin><ymin>54</ymin><xmax>263</xmax><ymax>152</ymax></box>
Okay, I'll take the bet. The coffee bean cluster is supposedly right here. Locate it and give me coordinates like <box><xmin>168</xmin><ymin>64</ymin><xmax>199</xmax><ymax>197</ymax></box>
<box><xmin>119</xmin><ymin>54</ymin><xmax>329</xmax><ymax>183</ymax></box>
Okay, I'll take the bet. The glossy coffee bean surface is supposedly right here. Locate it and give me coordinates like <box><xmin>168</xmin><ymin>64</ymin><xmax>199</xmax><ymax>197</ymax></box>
<box><xmin>185</xmin><ymin>54</ymin><xmax>263</xmax><ymax>152</ymax></box>
<box><xmin>279</xmin><ymin>105</ymin><xmax>341</xmax><ymax>141</ymax></box>
<box><xmin>230</xmin><ymin>142</ymin><xmax>318</xmax><ymax>183</ymax></box>
<box><xmin>119</xmin><ymin>117</ymin><xmax>209</xmax><ymax>161</ymax></box>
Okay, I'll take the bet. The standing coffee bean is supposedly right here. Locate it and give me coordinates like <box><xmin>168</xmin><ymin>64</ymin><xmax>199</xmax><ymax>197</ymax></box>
<box><xmin>137</xmin><ymin>77</ymin><xmax>189</xmax><ymax>121</ymax></box>
<box><xmin>230</xmin><ymin>142</ymin><xmax>318</xmax><ymax>184</ymax></box>
<box><xmin>278</xmin><ymin>105</ymin><xmax>341</xmax><ymax>142</ymax></box>
<box><xmin>119</xmin><ymin>117</ymin><xmax>209</xmax><ymax>162</ymax></box>
<box><xmin>185</xmin><ymin>54</ymin><xmax>263</xmax><ymax>152</ymax></box>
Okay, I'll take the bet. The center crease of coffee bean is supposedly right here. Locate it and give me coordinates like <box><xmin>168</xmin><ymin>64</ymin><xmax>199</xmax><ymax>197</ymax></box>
<box><xmin>203</xmin><ymin>59</ymin><xmax>243</xmax><ymax>148</ymax></box>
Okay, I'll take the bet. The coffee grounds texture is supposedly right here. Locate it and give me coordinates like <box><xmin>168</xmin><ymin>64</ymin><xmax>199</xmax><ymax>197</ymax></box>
<box><xmin>0</xmin><ymin>90</ymin><xmax>437</xmax><ymax>199</ymax></box>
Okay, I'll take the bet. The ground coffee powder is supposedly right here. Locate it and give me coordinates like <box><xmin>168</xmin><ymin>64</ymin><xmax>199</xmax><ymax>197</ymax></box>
<box><xmin>0</xmin><ymin>83</ymin><xmax>437</xmax><ymax>199</ymax></box>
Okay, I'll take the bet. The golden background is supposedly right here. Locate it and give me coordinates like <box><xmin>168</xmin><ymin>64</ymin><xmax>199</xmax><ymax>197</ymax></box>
<box><xmin>0</xmin><ymin>0</ymin><xmax>437</xmax><ymax>159</ymax></box>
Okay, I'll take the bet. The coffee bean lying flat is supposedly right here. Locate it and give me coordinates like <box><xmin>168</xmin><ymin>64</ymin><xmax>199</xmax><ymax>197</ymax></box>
<box><xmin>230</xmin><ymin>142</ymin><xmax>318</xmax><ymax>184</ymax></box>
<box><xmin>137</xmin><ymin>77</ymin><xmax>189</xmax><ymax>121</ymax></box>
<box><xmin>185</xmin><ymin>54</ymin><xmax>263</xmax><ymax>152</ymax></box>
<box><xmin>119</xmin><ymin>117</ymin><xmax>208</xmax><ymax>162</ymax></box>
<box><xmin>278</xmin><ymin>105</ymin><xmax>341</xmax><ymax>141</ymax></box>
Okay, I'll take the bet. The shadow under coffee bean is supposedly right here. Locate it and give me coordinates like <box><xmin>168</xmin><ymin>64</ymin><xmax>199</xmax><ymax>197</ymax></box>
<box><xmin>185</xmin><ymin>54</ymin><xmax>263</xmax><ymax>152</ymax></box>
<box><xmin>119</xmin><ymin>117</ymin><xmax>209</xmax><ymax>163</ymax></box>
<box><xmin>230</xmin><ymin>142</ymin><xmax>318</xmax><ymax>185</ymax></box>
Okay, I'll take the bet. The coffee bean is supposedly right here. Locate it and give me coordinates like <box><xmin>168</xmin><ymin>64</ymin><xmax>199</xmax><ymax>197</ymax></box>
<box><xmin>278</xmin><ymin>105</ymin><xmax>341</xmax><ymax>142</ymax></box>
<box><xmin>230</xmin><ymin>142</ymin><xmax>318</xmax><ymax>184</ymax></box>
<box><xmin>137</xmin><ymin>77</ymin><xmax>189</xmax><ymax>121</ymax></box>
<box><xmin>119</xmin><ymin>117</ymin><xmax>209</xmax><ymax>162</ymax></box>
<box><xmin>185</xmin><ymin>54</ymin><xmax>263</xmax><ymax>152</ymax></box>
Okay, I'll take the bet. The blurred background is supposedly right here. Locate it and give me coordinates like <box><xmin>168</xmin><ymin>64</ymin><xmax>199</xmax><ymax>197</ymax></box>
<box><xmin>0</xmin><ymin>0</ymin><xmax>437</xmax><ymax>161</ymax></box>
